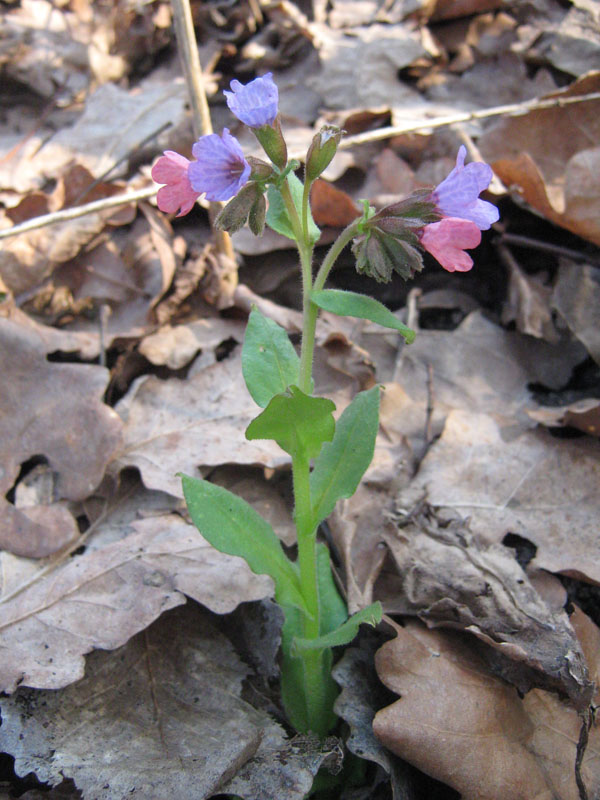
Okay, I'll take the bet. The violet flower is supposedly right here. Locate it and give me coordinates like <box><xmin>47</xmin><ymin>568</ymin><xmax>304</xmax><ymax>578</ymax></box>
<box><xmin>151</xmin><ymin>151</ymin><xmax>200</xmax><ymax>217</ymax></box>
<box><xmin>224</xmin><ymin>73</ymin><xmax>279</xmax><ymax>128</ymax></box>
<box><xmin>419</xmin><ymin>217</ymin><xmax>482</xmax><ymax>273</ymax></box>
<box><xmin>431</xmin><ymin>145</ymin><xmax>499</xmax><ymax>230</ymax></box>
<box><xmin>188</xmin><ymin>129</ymin><xmax>251</xmax><ymax>202</ymax></box>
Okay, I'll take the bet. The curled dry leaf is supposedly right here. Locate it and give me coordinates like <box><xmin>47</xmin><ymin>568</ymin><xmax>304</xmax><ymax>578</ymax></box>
<box><xmin>373</xmin><ymin>620</ymin><xmax>600</xmax><ymax>800</ymax></box>
<box><xmin>377</xmin><ymin>501</ymin><xmax>591</xmax><ymax>707</ymax></box>
<box><xmin>0</xmin><ymin>513</ymin><xmax>273</xmax><ymax>694</ymax></box>
<box><xmin>1</xmin><ymin>603</ymin><xmax>328</xmax><ymax>800</ymax></box>
<box><xmin>0</xmin><ymin>318</ymin><xmax>122</xmax><ymax>557</ymax></box>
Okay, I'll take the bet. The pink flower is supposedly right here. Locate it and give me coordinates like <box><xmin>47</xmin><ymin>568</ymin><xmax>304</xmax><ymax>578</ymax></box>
<box><xmin>419</xmin><ymin>217</ymin><xmax>482</xmax><ymax>272</ymax></box>
<box><xmin>151</xmin><ymin>151</ymin><xmax>200</xmax><ymax>216</ymax></box>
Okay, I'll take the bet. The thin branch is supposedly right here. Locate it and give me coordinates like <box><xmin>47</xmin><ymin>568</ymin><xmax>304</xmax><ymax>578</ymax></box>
<box><xmin>170</xmin><ymin>0</ymin><xmax>212</xmax><ymax>138</ymax></box>
<box><xmin>0</xmin><ymin>187</ymin><xmax>156</xmax><ymax>240</ymax></box>
<box><xmin>338</xmin><ymin>90</ymin><xmax>600</xmax><ymax>150</ymax></box>
<box><xmin>1</xmin><ymin>90</ymin><xmax>598</xmax><ymax>242</ymax></box>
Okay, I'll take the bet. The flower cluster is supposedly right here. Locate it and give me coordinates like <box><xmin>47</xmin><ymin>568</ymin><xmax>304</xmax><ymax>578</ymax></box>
<box><xmin>419</xmin><ymin>145</ymin><xmax>499</xmax><ymax>272</ymax></box>
<box><xmin>151</xmin><ymin>72</ymin><xmax>498</xmax><ymax>276</ymax></box>
<box><xmin>151</xmin><ymin>73</ymin><xmax>279</xmax><ymax>216</ymax></box>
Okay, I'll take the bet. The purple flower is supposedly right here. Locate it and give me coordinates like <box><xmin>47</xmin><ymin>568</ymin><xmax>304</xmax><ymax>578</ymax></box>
<box><xmin>224</xmin><ymin>73</ymin><xmax>279</xmax><ymax>128</ymax></box>
<box><xmin>151</xmin><ymin>151</ymin><xmax>200</xmax><ymax>217</ymax></box>
<box><xmin>188</xmin><ymin>128</ymin><xmax>251</xmax><ymax>202</ymax></box>
<box><xmin>431</xmin><ymin>145</ymin><xmax>499</xmax><ymax>230</ymax></box>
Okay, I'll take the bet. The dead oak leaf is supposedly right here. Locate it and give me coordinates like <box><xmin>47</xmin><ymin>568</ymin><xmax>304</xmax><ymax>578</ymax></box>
<box><xmin>111</xmin><ymin>349</ymin><xmax>287</xmax><ymax>498</ymax></box>
<box><xmin>0</xmin><ymin>514</ymin><xmax>273</xmax><ymax>694</ymax></box>
<box><xmin>409</xmin><ymin>410</ymin><xmax>600</xmax><ymax>586</ymax></box>
<box><xmin>373</xmin><ymin>621</ymin><xmax>600</xmax><ymax>800</ymax></box>
<box><xmin>0</xmin><ymin>603</ymin><xmax>322</xmax><ymax>800</ymax></box>
<box><xmin>0</xmin><ymin>317</ymin><xmax>122</xmax><ymax>558</ymax></box>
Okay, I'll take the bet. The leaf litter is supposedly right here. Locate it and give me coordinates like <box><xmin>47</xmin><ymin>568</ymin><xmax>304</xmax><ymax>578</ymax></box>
<box><xmin>1</xmin><ymin>0</ymin><xmax>600</xmax><ymax>797</ymax></box>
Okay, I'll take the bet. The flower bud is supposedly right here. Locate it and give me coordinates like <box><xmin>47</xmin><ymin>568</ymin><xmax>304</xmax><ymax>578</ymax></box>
<box><xmin>305</xmin><ymin>125</ymin><xmax>343</xmax><ymax>183</ymax></box>
<box><xmin>352</xmin><ymin>228</ymin><xmax>424</xmax><ymax>283</ymax></box>
<box><xmin>248</xmin><ymin>191</ymin><xmax>266</xmax><ymax>236</ymax></box>
<box><xmin>215</xmin><ymin>183</ymin><xmax>263</xmax><ymax>234</ymax></box>
<box><xmin>254</xmin><ymin>117</ymin><xmax>287</xmax><ymax>170</ymax></box>
<box><xmin>247</xmin><ymin>156</ymin><xmax>275</xmax><ymax>181</ymax></box>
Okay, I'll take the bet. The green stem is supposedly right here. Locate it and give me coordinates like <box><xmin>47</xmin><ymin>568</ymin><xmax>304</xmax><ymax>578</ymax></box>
<box><xmin>314</xmin><ymin>219</ymin><xmax>361</xmax><ymax>292</ymax></box>
<box><xmin>293</xmin><ymin>453</ymin><xmax>319</xmax><ymax>637</ymax></box>
<box><xmin>301</xmin><ymin>178</ymin><xmax>312</xmax><ymax>244</ymax></box>
<box><xmin>298</xmin><ymin>220</ymin><xmax>361</xmax><ymax>393</ymax></box>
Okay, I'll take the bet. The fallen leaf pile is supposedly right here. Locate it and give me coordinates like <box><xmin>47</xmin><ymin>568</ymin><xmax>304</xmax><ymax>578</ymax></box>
<box><xmin>1</xmin><ymin>0</ymin><xmax>599</xmax><ymax>797</ymax></box>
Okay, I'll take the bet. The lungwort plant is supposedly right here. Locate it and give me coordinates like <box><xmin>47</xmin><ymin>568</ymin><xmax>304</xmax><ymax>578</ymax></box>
<box><xmin>152</xmin><ymin>72</ymin><xmax>499</xmax><ymax>737</ymax></box>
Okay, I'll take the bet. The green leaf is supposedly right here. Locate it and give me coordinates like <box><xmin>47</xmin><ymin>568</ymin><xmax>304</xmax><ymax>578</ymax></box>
<box><xmin>311</xmin><ymin>289</ymin><xmax>416</xmax><ymax>343</ymax></box>
<box><xmin>310</xmin><ymin>385</ymin><xmax>380</xmax><ymax>527</ymax></box>
<box><xmin>291</xmin><ymin>602</ymin><xmax>382</xmax><ymax>655</ymax></box>
<box><xmin>242</xmin><ymin>307</ymin><xmax>300</xmax><ymax>408</ymax></box>
<box><xmin>316</xmin><ymin>542</ymin><xmax>347</xmax><ymax>636</ymax></box>
<box><xmin>266</xmin><ymin>173</ymin><xmax>320</xmax><ymax>244</ymax></box>
<box><xmin>180</xmin><ymin>474</ymin><xmax>305</xmax><ymax>611</ymax></box>
<box><xmin>246</xmin><ymin>385</ymin><xmax>335</xmax><ymax>462</ymax></box>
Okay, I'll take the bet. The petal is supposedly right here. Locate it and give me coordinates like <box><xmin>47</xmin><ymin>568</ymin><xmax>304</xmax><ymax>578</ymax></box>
<box><xmin>420</xmin><ymin>218</ymin><xmax>481</xmax><ymax>273</ymax></box>
<box><xmin>189</xmin><ymin>129</ymin><xmax>250</xmax><ymax>201</ymax></box>
<box><xmin>224</xmin><ymin>73</ymin><xmax>279</xmax><ymax>128</ymax></box>
<box><xmin>156</xmin><ymin>182</ymin><xmax>199</xmax><ymax>216</ymax></box>
<box><xmin>432</xmin><ymin>148</ymin><xmax>498</xmax><ymax>230</ymax></box>
<box><xmin>151</xmin><ymin>151</ymin><xmax>190</xmax><ymax>183</ymax></box>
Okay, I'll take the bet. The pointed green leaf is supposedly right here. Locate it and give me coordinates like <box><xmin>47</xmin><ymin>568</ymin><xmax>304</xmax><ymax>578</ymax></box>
<box><xmin>242</xmin><ymin>307</ymin><xmax>300</xmax><ymax>408</ymax></box>
<box><xmin>180</xmin><ymin>474</ymin><xmax>305</xmax><ymax>611</ymax></box>
<box><xmin>266</xmin><ymin>173</ymin><xmax>320</xmax><ymax>244</ymax></box>
<box><xmin>310</xmin><ymin>385</ymin><xmax>380</xmax><ymax>527</ymax></box>
<box><xmin>246</xmin><ymin>385</ymin><xmax>335</xmax><ymax>462</ymax></box>
<box><xmin>311</xmin><ymin>289</ymin><xmax>416</xmax><ymax>343</ymax></box>
<box><xmin>291</xmin><ymin>602</ymin><xmax>382</xmax><ymax>655</ymax></box>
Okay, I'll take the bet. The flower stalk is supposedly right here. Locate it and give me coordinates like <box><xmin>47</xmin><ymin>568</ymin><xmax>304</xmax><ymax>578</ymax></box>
<box><xmin>157</xmin><ymin>72</ymin><xmax>499</xmax><ymax>739</ymax></box>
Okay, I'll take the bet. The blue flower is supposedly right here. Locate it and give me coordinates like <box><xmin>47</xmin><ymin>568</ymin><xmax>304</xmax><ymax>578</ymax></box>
<box><xmin>188</xmin><ymin>128</ymin><xmax>251</xmax><ymax>202</ymax></box>
<box><xmin>431</xmin><ymin>146</ymin><xmax>499</xmax><ymax>230</ymax></box>
<box><xmin>224</xmin><ymin>73</ymin><xmax>279</xmax><ymax>128</ymax></box>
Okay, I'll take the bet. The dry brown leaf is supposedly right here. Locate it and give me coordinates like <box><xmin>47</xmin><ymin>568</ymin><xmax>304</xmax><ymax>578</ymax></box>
<box><xmin>500</xmin><ymin>252</ymin><xmax>558</xmax><ymax>342</ymax></box>
<box><xmin>310</xmin><ymin>179</ymin><xmax>360</xmax><ymax>228</ymax></box>
<box><xmin>534</xmin><ymin>2</ymin><xmax>600</xmax><ymax>77</ymax></box>
<box><xmin>138</xmin><ymin>317</ymin><xmax>245</xmax><ymax>370</ymax></box>
<box><xmin>111</xmin><ymin>349</ymin><xmax>286</xmax><ymax>497</ymax></box>
<box><xmin>528</xmin><ymin>398</ymin><xmax>600</xmax><ymax>438</ymax></box>
<box><xmin>0</xmin><ymin>513</ymin><xmax>273</xmax><ymax>694</ymax></box>
<box><xmin>0</xmin><ymin>317</ymin><xmax>122</xmax><ymax>557</ymax></box>
<box><xmin>479</xmin><ymin>72</ymin><xmax>600</xmax><ymax>245</ymax></box>
<box><xmin>385</xmin><ymin>311</ymin><xmax>586</xmax><ymax>454</ymax></box>
<box><xmin>373</xmin><ymin>620</ymin><xmax>600</xmax><ymax>800</ymax></box>
<box><xmin>307</xmin><ymin>24</ymin><xmax>427</xmax><ymax>110</ymax></box>
<box><xmin>408</xmin><ymin>409</ymin><xmax>600</xmax><ymax>585</ymax></box>
<box><xmin>0</xmin><ymin>603</ymin><xmax>328</xmax><ymax>800</ymax></box>
<box><xmin>376</xmin><ymin>502</ymin><xmax>591</xmax><ymax>706</ymax></box>
<box><xmin>1</xmin><ymin>0</ymin><xmax>90</xmax><ymax>99</ymax></box>
<box><xmin>22</xmin><ymin>79</ymin><xmax>186</xmax><ymax>186</ymax></box>
<box><xmin>552</xmin><ymin>260</ymin><xmax>600</xmax><ymax>365</ymax></box>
